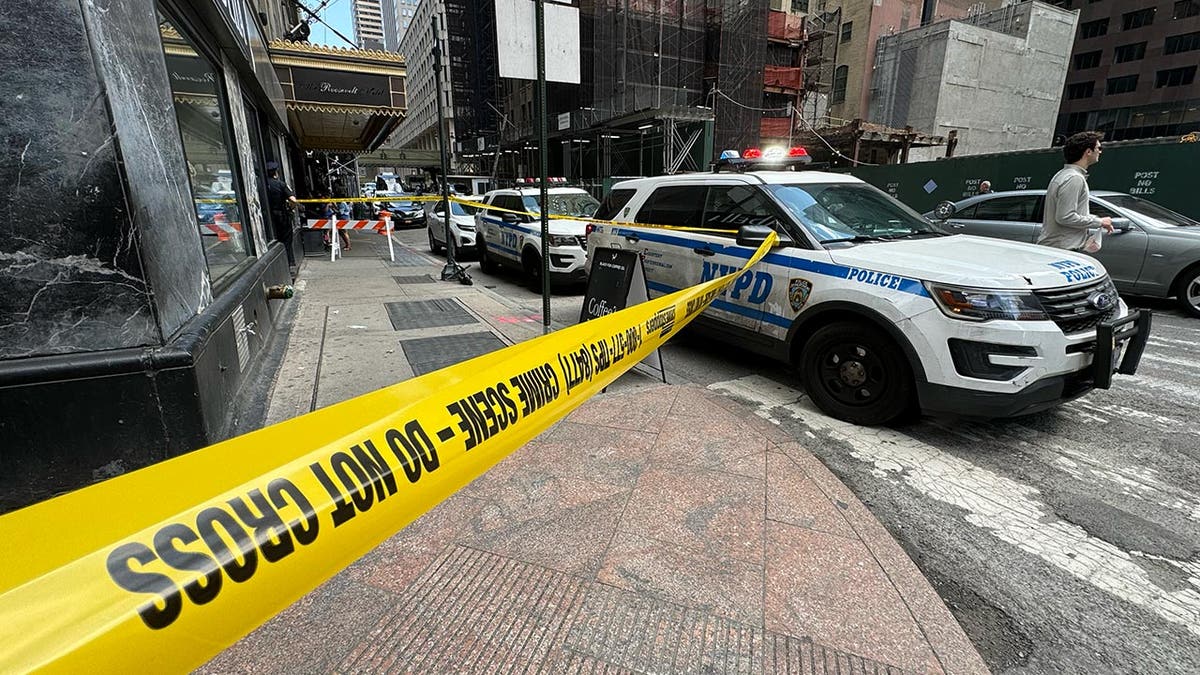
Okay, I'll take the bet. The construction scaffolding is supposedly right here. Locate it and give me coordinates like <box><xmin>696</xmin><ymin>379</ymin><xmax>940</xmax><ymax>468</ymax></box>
<box><xmin>791</xmin><ymin>119</ymin><xmax>945</xmax><ymax>167</ymax></box>
<box><xmin>444</xmin><ymin>0</ymin><xmax>502</xmax><ymax>175</ymax></box>
<box><xmin>710</xmin><ymin>0</ymin><xmax>771</xmax><ymax>154</ymax></box>
<box><xmin>587</xmin><ymin>0</ymin><xmax>709</xmax><ymax>117</ymax></box>
<box><xmin>490</xmin><ymin>0</ymin><xmax>806</xmax><ymax>180</ymax></box>
<box><xmin>800</xmin><ymin>4</ymin><xmax>840</xmax><ymax>129</ymax></box>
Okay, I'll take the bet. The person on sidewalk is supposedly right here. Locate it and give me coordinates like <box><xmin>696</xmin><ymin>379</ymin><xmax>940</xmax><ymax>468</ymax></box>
<box><xmin>1037</xmin><ymin>131</ymin><xmax>1113</xmax><ymax>251</ymax></box>
<box><xmin>265</xmin><ymin>163</ymin><xmax>299</xmax><ymax>267</ymax></box>
<box><xmin>321</xmin><ymin>200</ymin><xmax>351</xmax><ymax>251</ymax></box>
<box><xmin>978</xmin><ymin>180</ymin><xmax>992</xmax><ymax>194</ymax></box>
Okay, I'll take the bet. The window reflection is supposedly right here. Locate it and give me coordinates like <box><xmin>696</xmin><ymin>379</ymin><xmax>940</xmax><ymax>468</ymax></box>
<box><xmin>158</xmin><ymin>11</ymin><xmax>252</xmax><ymax>284</ymax></box>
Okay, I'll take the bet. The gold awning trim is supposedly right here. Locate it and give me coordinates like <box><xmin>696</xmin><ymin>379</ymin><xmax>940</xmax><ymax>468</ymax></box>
<box><xmin>285</xmin><ymin>102</ymin><xmax>406</xmax><ymax>117</ymax></box>
<box><xmin>173</xmin><ymin>93</ymin><xmax>219</xmax><ymax>105</ymax></box>
<box><xmin>268</xmin><ymin>39</ymin><xmax>405</xmax><ymax>64</ymax></box>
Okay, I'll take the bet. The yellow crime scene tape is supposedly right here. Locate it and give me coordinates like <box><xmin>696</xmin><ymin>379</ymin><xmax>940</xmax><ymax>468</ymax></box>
<box><xmin>297</xmin><ymin>194</ymin><xmax>736</xmax><ymax>234</ymax></box>
<box><xmin>0</xmin><ymin>232</ymin><xmax>776</xmax><ymax>673</ymax></box>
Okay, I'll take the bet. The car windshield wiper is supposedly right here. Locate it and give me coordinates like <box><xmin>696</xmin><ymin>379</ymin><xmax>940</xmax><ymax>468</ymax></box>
<box><xmin>879</xmin><ymin>231</ymin><xmax>942</xmax><ymax>239</ymax></box>
<box><xmin>819</xmin><ymin>234</ymin><xmax>888</xmax><ymax>244</ymax></box>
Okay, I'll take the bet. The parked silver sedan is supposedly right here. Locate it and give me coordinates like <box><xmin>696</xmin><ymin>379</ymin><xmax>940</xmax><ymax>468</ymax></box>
<box><xmin>926</xmin><ymin>190</ymin><xmax>1200</xmax><ymax>317</ymax></box>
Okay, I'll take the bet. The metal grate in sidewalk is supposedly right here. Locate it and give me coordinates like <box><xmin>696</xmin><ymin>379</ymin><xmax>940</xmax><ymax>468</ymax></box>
<box><xmin>381</xmin><ymin>246</ymin><xmax>440</xmax><ymax>266</ymax></box>
<box><xmin>384</xmin><ymin>298</ymin><xmax>476</xmax><ymax>331</ymax></box>
<box><xmin>339</xmin><ymin>545</ymin><xmax>913</xmax><ymax>674</ymax></box>
<box><xmin>399</xmin><ymin>332</ymin><xmax>508</xmax><ymax>376</ymax></box>
<box><xmin>393</xmin><ymin>275</ymin><xmax>437</xmax><ymax>285</ymax></box>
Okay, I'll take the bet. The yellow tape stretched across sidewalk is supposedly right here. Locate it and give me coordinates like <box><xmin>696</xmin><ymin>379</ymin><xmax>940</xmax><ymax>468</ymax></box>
<box><xmin>297</xmin><ymin>194</ymin><xmax>736</xmax><ymax>234</ymax></box>
<box><xmin>0</xmin><ymin>234</ymin><xmax>775</xmax><ymax>673</ymax></box>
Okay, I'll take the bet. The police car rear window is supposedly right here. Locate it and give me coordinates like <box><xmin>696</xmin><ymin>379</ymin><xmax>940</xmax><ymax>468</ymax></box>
<box><xmin>594</xmin><ymin>189</ymin><xmax>636</xmax><ymax>221</ymax></box>
<box><xmin>702</xmin><ymin>185</ymin><xmax>781</xmax><ymax>234</ymax></box>
<box><xmin>637</xmin><ymin>186</ymin><xmax>705</xmax><ymax>226</ymax></box>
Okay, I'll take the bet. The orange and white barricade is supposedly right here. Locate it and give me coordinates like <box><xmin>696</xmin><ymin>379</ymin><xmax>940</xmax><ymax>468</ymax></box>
<box><xmin>304</xmin><ymin>217</ymin><xmax>394</xmax><ymax>262</ymax></box>
<box><xmin>202</xmin><ymin>214</ymin><xmax>243</xmax><ymax>242</ymax></box>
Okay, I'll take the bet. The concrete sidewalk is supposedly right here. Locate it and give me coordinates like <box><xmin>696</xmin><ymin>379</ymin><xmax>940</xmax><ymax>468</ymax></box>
<box><xmin>200</xmin><ymin>234</ymin><xmax>987</xmax><ymax>674</ymax></box>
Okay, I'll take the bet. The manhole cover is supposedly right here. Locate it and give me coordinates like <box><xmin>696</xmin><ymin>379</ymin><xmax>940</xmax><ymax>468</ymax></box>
<box><xmin>400</xmin><ymin>332</ymin><xmax>507</xmax><ymax>375</ymax></box>
<box><xmin>384</xmin><ymin>299</ymin><xmax>476</xmax><ymax>331</ymax></box>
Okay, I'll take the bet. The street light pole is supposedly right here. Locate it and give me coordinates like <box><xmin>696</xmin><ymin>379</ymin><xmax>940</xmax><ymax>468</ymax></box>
<box><xmin>536</xmin><ymin>0</ymin><xmax>551</xmax><ymax>333</ymax></box>
<box><xmin>433</xmin><ymin>17</ymin><xmax>470</xmax><ymax>285</ymax></box>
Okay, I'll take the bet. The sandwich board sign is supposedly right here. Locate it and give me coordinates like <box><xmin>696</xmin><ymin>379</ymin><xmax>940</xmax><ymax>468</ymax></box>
<box><xmin>579</xmin><ymin>247</ymin><xmax>666</xmax><ymax>383</ymax></box>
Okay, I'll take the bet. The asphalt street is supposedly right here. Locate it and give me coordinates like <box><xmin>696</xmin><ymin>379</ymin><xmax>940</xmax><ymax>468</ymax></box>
<box><xmin>401</xmin><ymin>226</ymin><xmax>1200</xmax><ymax>674</ymax></box>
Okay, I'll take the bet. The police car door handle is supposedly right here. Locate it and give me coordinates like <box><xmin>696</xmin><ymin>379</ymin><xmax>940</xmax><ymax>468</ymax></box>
<box><xmin>623</xmin><ymin>233</ymin><xmax>639</xmax><ymax>243</ymax></box>
<box><xmin>692</xmin><ymin>247</ymin><xmax>715</xmax><ymax>256</ymax></box>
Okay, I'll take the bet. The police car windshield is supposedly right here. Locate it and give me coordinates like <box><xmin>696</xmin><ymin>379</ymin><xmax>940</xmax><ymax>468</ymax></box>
<box><xmin>522</xmin><ymin>193</ymin><xmax>600</xmax><ymax>218</ymax></box>
<box><xmin>765</xmin><ymin>184</ymin><xmax>934</xmax><ymax>245</ymax></box>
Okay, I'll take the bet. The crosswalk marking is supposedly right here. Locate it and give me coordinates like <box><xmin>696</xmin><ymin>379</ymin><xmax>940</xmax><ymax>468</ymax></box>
<box><xmin>707</xmin><ymin>374</ymin><xmax>1200</xmax><ymax>639</ymax></box>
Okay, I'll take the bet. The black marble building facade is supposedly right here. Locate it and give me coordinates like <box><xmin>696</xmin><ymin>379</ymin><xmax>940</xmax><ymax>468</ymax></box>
<box><xmin>0</xmin><ymin>0</ymin><xmax>294</xmax><ymax>512</ymax></box>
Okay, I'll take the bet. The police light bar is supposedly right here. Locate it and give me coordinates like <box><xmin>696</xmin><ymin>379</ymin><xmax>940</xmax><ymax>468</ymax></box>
<box><xmin>714</xmin><ymin>146</ymin><xmax>812</xmax><ymax>172</ymax></box>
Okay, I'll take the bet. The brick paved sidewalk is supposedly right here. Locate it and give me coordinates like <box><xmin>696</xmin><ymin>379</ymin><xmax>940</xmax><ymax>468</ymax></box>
<box><xmin>198</xmin><ymin>235</ymin><xmax>987</xmax><ymax>674</ymax></box>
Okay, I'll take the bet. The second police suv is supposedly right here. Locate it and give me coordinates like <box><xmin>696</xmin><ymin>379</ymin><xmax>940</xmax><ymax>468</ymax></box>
<box><xmin>586</xmin><ymin>147</ymin><xmax>1151</xmax><ymax>425</ymax></box>
<box><xmin>473</xmin><ymin>179</ymin><xmax>600</xmax><ymax>288</ymax></box>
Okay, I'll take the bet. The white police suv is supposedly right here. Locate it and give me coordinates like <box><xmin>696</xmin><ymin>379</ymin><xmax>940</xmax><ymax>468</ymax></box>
<box><xmin>474</xmin><ymin>182</ymin><xmax>600</xmax><ymax>288</ymax></box>
<box><xmin>586</xmin><ymin>150</ymin><xmax>1150</xmax><ymax>425</ymax></box>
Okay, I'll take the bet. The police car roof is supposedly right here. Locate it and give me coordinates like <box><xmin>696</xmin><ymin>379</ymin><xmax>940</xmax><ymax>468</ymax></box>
<box><xmin>497</xmin><ymin>186</ymin><xmax>591</xmax><ymax>195</ymax></box>
<box><xmin>612</xmin><ymin>170</ymin><xmax>863</xmax><ymax>191</ymax></box>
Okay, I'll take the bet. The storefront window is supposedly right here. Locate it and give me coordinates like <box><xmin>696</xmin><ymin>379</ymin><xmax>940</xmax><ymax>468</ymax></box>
<box><xmin>157</xmin><ymin>10</ymin><xmax>252</xmax><ymax>285</ymax></box>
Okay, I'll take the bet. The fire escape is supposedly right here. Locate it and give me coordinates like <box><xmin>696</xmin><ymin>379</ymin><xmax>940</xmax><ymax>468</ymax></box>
<box><xmin>799</xmin><ymin>3</ymin><xmax>841</xmax><ymax>130</ymax></box>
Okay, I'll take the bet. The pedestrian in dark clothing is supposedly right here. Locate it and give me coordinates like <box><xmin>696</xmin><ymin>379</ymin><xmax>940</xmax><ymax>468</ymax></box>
<box><xmin>266</xmin><ymin>164</ymin><xmax>298</xmax><ymax>266</ymax></box>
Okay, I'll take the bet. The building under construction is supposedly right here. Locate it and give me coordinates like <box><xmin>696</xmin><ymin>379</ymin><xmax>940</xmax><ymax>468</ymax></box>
<box><xmin>482</xmin><ymin>0</ymin><xmax>806</xmax><ymax>185</ymax></box>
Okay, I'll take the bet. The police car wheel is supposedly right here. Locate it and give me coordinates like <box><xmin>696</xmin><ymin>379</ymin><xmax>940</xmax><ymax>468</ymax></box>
<box><xmin>800</xmin><ymin>321</ymin><xmax>914</xmax><ymax>426</ymax></box>
<box><xmin>476</xmin><ymin>236</ymin><xmax>497</xmax><ymax>273</ymax></box>
<box><xmin>523</xmin><ymin>249</ymin><xmax>543</xmax><ymax>291</ymax></box>
<box><xmin>427</xmin><ymin>227</ymin><xmax>443</xmax><ymax>254</ymax></box>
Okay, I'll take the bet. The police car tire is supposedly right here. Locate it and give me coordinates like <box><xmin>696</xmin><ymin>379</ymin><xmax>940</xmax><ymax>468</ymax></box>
<box><xmin>800</xmin><ymin>321</ymin><xmax>915</xmax><ymax>426</ymax></box>
<box><xmin>427</xmin><ymin>227</ymin><xmax>443</xmax><ymax>254</ymax></box>
<box><xmin>477</xmin><ymin>236</ymin><xmax>497</xmax><ymax>273</ymax></box>
<box><xmin>523</xmin><ymin>249</ymin><xmax>543</xmax><ymax>291</ymax></box>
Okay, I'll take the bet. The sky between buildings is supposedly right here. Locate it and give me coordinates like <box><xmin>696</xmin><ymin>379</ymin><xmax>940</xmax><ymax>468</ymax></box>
<box><xmin>309</xmin><ymin>0</ymin><xmax>356</xmax><ymax>48</ymax></box>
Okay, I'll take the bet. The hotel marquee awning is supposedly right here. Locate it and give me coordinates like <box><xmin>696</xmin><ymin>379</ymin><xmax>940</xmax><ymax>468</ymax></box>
<box><xmin>269</xmin><ymin>40</ymin><xmax>406</xmax><ymax>152</ymax></box>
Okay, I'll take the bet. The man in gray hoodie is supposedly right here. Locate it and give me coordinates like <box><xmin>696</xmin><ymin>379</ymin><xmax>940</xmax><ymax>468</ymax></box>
<box><xmin>1038</xmin><ymin>131</ymin><xmax>1114</xmax><ymax>250</ymax></box>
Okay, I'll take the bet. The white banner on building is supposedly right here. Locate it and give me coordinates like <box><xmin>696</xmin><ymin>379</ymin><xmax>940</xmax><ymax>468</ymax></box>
<box><xmin>495</xmin><ymin>0</ymin><xmax>581</xmax><ymax>84</ymax></box>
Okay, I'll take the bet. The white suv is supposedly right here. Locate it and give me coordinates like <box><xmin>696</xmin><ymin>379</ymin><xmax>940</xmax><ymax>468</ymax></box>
<box><xmin>426</xmin><ymin>197</ymin><xmax>479</xmax><ymax>254</ymax></box>
<box><xmin>586</xmin><ymin>167</ymin><xmax>1150</xmax><ymax>425</ymax></box>
<box><xmin>473</xmin><ymin>186</ymin><xmax>599</xmax><ymax>287</ymax></box>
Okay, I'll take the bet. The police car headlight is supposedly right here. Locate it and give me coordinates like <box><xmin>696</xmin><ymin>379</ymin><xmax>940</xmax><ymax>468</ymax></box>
<box><xmin>548</xmin><ymin>234</ymin><xmax>579</xmax><ymax>247</ymax></box>
<box><xmin>925</xmin><ymin>282</ymin><xmax>1048</xmax><ymax>322</ymax></box>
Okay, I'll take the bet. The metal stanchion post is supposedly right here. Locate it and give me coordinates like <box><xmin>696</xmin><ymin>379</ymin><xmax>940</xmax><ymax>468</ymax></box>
<box><xmin>432</xmin><ymin>18</ymin><xmax>471</xmax><ymax>285</ymax></box>
<box><xmin>536</xmin><ymin>0</ymin><xmax>550</xmax><ymax>333</ymax></box>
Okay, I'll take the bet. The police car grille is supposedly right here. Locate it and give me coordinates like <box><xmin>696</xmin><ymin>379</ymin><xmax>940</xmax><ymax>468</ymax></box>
<box><xmin>1034</xmin><ymin>277</ymin><xmax>1118</xmax><ymax>335</ymax></box>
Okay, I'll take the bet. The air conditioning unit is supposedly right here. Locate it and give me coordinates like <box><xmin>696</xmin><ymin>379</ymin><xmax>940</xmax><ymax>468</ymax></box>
<box><xmin>769</xmin><ymin>0</ymin><xmax>788</xmax><ymax>12</ymax></box>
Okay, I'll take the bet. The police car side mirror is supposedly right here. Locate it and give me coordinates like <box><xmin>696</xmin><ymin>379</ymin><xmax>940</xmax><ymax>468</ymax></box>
<box><xmin>1111</xmin><ymin>217</ymin><xmax>1134</xmax><ymax>232</ymax></box>
<box><xmin>736</xmin><ymin>224</ymin><xmax>789</xmax><ymax>248</ymax></box>
<box><xmin>932</xmin><ymin>200</ymin><xmax>956</xmax><ymax>220</ymax></box>
<box><xmin>501</xmin><ymin>212</ymin><xmax>520</xmax><ymax>224</ymax></box>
